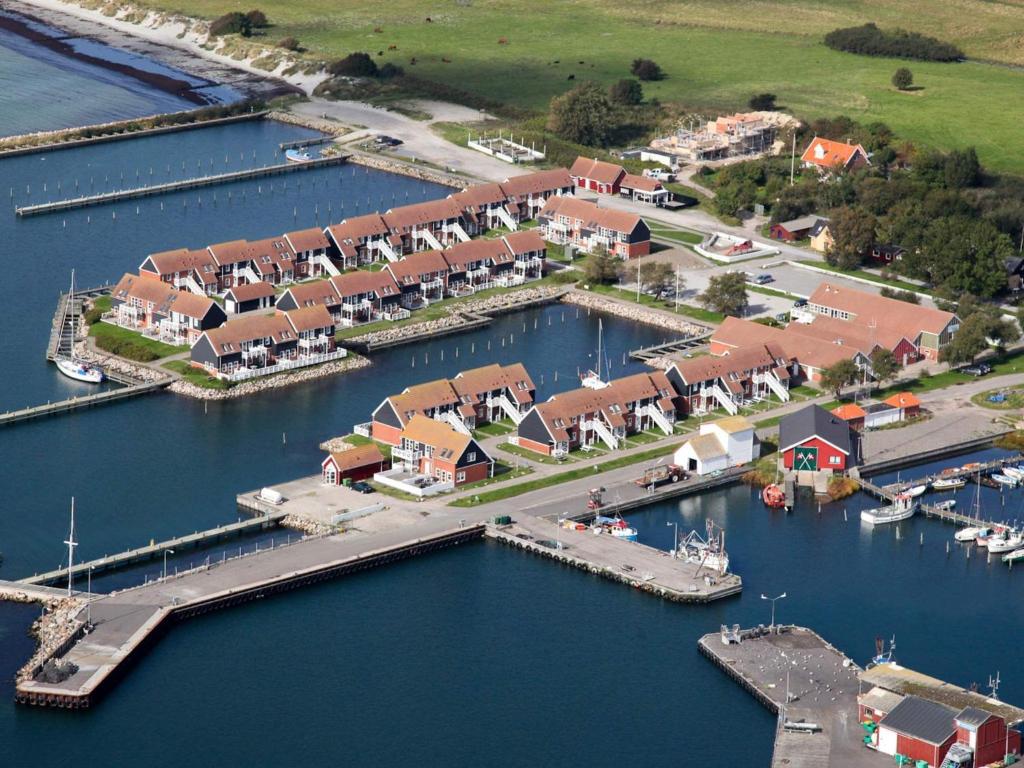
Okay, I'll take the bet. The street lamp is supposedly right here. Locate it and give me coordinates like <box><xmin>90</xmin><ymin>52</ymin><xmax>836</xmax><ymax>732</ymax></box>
<box><xmin>163</xmin><ymin>549</ymin><xmax>175</xmax><ymax>580</ymax></box>
<box><xmin>87</xmin><ymin>566</ymin><xmax>94</xmax><ymax>626</ymax></box>
<box><xmin>760</xmin><ymin>591</ymin><xmax>787</xmax><ymax>630</ymax></box>
<box><xmin>666</xmin><ymin>521</ymin><xmax>679</xmax><ymax>558</ymax></box>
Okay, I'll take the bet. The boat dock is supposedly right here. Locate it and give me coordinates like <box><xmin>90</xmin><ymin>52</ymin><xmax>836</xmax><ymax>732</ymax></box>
<box><xmin>628</xmin><ymin>331</ymin><xmax>710</xmax><ymax>361</ymax></box>
<box><xmin>15</xmin><ymin>154</ymin><xmax>350</xmax><ymax>217</ymax></box>
<box><xmin>698</xmin><ymin>625</ymin><xmax>871</xmax><ymax>768</ymax></box>
<box><xmin>17</xmin><ymin>510</ymin><xmax>291</xmax><ymax>587</ymax></box>
<box><xmin>487</xmin><ymin>516</ymin><xmax>741</xmax><ymax>602</ymax></box>
<box><xmin>15</xmin><ymin>521</ymin><xmax>485</xmax><ymax>708</ymax></box>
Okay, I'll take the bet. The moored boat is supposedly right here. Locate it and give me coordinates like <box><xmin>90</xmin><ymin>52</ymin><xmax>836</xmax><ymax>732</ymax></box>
<box><xmin>592</xmin><ymin>515</ymin><xmax>638</xmax><ymax>542</ymax></box>
<box><xmin>991</xmin><ymin>473</ymin><xmax>1018</xmax><ymax>487</ymax></box>
<box><xmin>1002</xmin><ymin>548</ymin><xmax>1024</xmax><ymax>564</ymax></box>
<box><xmin>861</xmin><ymin>494</ymin><xmax>916</xmax><ymax>526</ymax></box>
<box><xmin>955</xmin><ymin>525</ymin><xmax>988</xmax><ymax>542</ymax></box>
<box><xmin>762</xmin><ymin>483</ymin><xmax>786</xmax><ymax>508</ymax></box>
<box><xmin>932</xmin><ymin>477</ymin><xmax>966</xmax><ymax>491</ymax></box>
<box><xmin>933</xmin><ymin>500</ymin><xmax>956</xmax><ymax>511</ymax></box>
<box><xmin>986</xmin><ymin>532</ymin><xmax>1023</xmax><ymax>554</ymax></box>
<box><xmin>906</xmin><ymin>484</ymin><xmax>928</xmax><ymax>498</ymax></box>
<box><xmin>285</xmin><ymin>148</ymin><xmax>314</xmax><ymax>163</ymax></box>
<box><xmin>54</xmin><ymin>270</ymin><xmax>104</xmax><ymax>384</ymax></box>
<box><xmin>1002</xmin><ymin>466</ymin><xmax>1024</xmax><ymax>481</ymax></box>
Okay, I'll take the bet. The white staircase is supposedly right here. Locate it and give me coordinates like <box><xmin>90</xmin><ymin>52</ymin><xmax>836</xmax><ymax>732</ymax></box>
<box><xmin>183</xmin><ymin>274</ymin><xmax>206</xmax><ymax>296</ymax></box>
<box><xmin>494</xmin><ymin>206</ymin><xmax>519</xmax><ymax>231</ymax></box>
<box><xmin>377</xmin><ymin>238</ymin><xmax>400</xmax><ymax>262</ymax></box>
<box><xmin>451</xmin><ymin>222</ymin><xmax>471</xmax><ymax>243</ymax></box>
<box><xmin>437</xmin><ymin>410</ymin><xmax>472</xmax><ymax>436</ymax></box>
<box><xmin>642</xmin><ymin>404</ymin><xmax>674</xmax><ymax>435</ymax></box>
<box><xmin>241</xmin><ymin>266</ymin><xmax>261</xmax><ymax>285</ymax></box>
<box><xmin>587</xmin><ymin>418</ymin><xmax>620</xmax><ymax>450</ymax></box>
<box><xmin>314</xmin><ymin>254</ymin><xmax>341</xmax><ymax>277</ymax></box>
<box><xmin>710</xmin><ymin>385</ymin><xmax>739</xmax><ymax>415</ymax></box>
<box><xmin>488</xmin><ymin>394</ymin><xmax>524</xmax><ymax>425</ymax></box>
<box><xmin>417</xmin><ymin>228</ymin><xmax>445</xmax><ymax>251</ymax></box>
<box><xmin>764</xmin><ymin>371</ymin><xmax>790</xmax><ymax>402</ymax></box>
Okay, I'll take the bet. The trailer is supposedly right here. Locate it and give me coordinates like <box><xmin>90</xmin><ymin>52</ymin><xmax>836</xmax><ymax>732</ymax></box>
<box><xmin>635</xmin><ymin>464</ymin><xmax>686</xmax><ymax>488</ymax></box>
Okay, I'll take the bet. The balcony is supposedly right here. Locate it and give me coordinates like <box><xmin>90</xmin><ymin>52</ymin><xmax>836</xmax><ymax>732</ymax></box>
<box><xmin>391</xmin><ymin>445</ymin><xmax>422</xmax><ymax>464</ymax></box>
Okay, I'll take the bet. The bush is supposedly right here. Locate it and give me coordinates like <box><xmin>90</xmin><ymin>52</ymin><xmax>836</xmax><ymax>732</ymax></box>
<box><xmin>748</xmin><ymin>93</ymin><xmax>776</xmax><ymax>111</ymax></box>
<box><xmin>824</xmin><ymin>23</ymin><xmax>963</xmax><ymax>62</ymax></box>
<box><xmin>378</xmin><ymin>62</ymin><xmax>405</xmax><ymax>79</ymax></box>
<box><xmin>277</xmin><ymin>36</ymin><xmax>300</xmax><ymax>51</ymax></box>
<box><xmin>547</xmin><ymin>81</ymin><xmax>615</xmax><ymax>146</ymax></box>
<box><xmin>83</xmin><ymin>306</ymin><xmax>104</xmax><ymax>325</ymax></box>
<box><xmin>209</xmin><ymin>11</ymin><xmax>252</xmax><ymax>37</ymax></box>
<box><xmin>879</xmin><ymin>287</ymin><xmax>921</xmax><ymax>304</ymax></box>
<box><xmin>327</xmin><ymin>52</ymin><xmax>378</xmax><ymax>77</ymax></box>
<box><xmin>245</xmin><ymin>9</ymin><xmax>268</xmax><ymax>27</ymax></box>
<box><xmin>630</xmin><ymin>58</ymin><xmax>664</xmax><ymax>81</ymax></box>
<box><xmin>892</xmin><ymin>67</ymin><xmax>913</xmax><ymax>90</ymax></box>
<box><xmin>608</xmin><ymin>78</ymin><xmax>643</xmax><ymax>105</ymax></box>
<box><xmin>93</xmin><ymin>335</ymin><xmax>159</xmax><ymax>362</ymax></box>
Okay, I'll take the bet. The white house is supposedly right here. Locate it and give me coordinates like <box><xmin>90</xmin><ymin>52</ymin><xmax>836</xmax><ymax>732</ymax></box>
<box><xmin>674</xmin><ymin>416</ymin><xmax>755</xmax><ymax>475</ymax></box>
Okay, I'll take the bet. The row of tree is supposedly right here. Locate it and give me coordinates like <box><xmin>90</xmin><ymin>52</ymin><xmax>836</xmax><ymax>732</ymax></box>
<box><xmin>823</xmin><ymin>23</ymin><xmax>963</xmax><ymax>62</ymax></box>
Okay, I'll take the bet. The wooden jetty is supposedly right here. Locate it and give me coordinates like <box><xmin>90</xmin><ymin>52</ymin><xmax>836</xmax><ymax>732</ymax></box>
<box><xmin>18</xmin><ymin>510</ymin><xmax>291</xmax><ymax>587</ymax></box>
<box><xmin>15</xmin><ymin>154</ymin><xmax>350</xmax><ymax>217</ymax></box>
<box><xmin>0</xmin><ymin>378</ymin><xmax>171</xmax><ymax>427</ymax></box>
<box><xmin>699</xmin><ymin>625</ymin><xmax>871</xmax><ymax>768</ymax></box>
<box><xmin>279</xmin><ymin>135</ymin><xmax>336</xmax><ymax>150</ymax></box>
<box><xmin>14</xmin><ymin>521</ymin><xmax>485</xmax><ymax>708</ymax></box>
<box><xmin>628</xmin><ymin>331</ymin><xmax>710</xmax><ymax>361</ymax></box>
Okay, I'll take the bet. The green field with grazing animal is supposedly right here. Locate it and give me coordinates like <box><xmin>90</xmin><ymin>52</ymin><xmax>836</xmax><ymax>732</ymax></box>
<box><xmin>136</xmin><ymin>0</ymin><xmax>1024</xmax><ymax>173</ymax></box>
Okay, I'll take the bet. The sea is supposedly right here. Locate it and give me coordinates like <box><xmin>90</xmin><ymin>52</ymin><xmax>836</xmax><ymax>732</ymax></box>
<box><xmin>1</xmin><ymin>21</ymin><xmax>1023</xmax><ymax>768</ymax></box>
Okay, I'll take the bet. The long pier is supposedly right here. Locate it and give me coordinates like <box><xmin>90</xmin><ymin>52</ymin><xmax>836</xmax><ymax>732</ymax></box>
<box><xmin>15</xmin><ymin>154</ymin><xmax>350</xmax><ymax>216</ymax></box>
<box><xmin>0</xmin><ymin>378</ymin><xmax>171</xmax><ymax>426</ymax></box>
<box><xmin>628</xmin><ymin>331</ymin><xmax>710</xmax><ymax>361</ymax></box>
<box><xmin>17</xmin><ymin>510</ymin><xmax>291</xmax><ymax>587</ymax></box>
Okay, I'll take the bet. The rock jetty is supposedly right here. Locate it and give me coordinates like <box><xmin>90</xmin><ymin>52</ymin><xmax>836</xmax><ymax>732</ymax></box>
<box><xmin>168</xmin><ymin>354</ymin><xmax>371</xmax><ymax>400</ymax></box>
<box><xmin>562</xmin><ymin>289</ymin><xmax>709</xmax><ymax>335</ymax></box>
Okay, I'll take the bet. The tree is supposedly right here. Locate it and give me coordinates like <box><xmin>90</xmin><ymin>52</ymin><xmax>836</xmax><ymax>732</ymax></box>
<box><xmin>939</xmin><ymin>314</ymin><xmax>989</xmax><ymax>366</ymax></box>
<box><xmin>869</xmin><ymin>348</ymin><xmax>898</xmax><ymax>389</ymax></box>
<box><xmin>277</xmin><ymin>36</ymin><xmax>300</xmax><ymax>51</ymax></box>
<box><xmin>327</xmin><ymin>52</ymin><xmax>378</xmax><ymax>77</ymax></box>
<box><xmin>826</xmin><ymin>206</ymin><xmax>877</xmax><ymax>270</ymax></box>
<box><xmin>547</xmin><ymin>82</ymin><xmax>614</xmax><ymax>146</ymax></box>
<box><xmin>699</xmin><ymin>272</ymin><xmax>749</xmax><ymax>316</ymax></box>
<box><xmin>608</xmin><ymin>78</ymin><xmax>643</xmax><ymax>105</ymax></box>
<box><xmin>630</xmin><ymin>58</ymin><xmax>664</xmax><ymax>81</ymax></box>
<box><xmin>619</xmin><ymin>261</ymin><xmax>674</xmax><ymax>293</ymax></box>
<box><xmin>245</xmin><ymin>9</ymin><xmax>268</xmax><ymax>27</ymax></box>
<box><xmin>820</xmin><ymin>359</ymin><xmax>861</xmax><ymax>399</ymax></box>
<box><xmin>748</xmin><ymin>93</ymin><xmax>776</xmax><ymax>111</ymax></box>
<box><xmin>209</xmin><ymin>11</ymin><xmax>252</xmax><ymax>36</ymax></box>
<box><xmin>581</xmin><ymin>247</ymin><xmax>619</xmax><ymax>285</ymax></box>
<box><xmin>944</xmin><ymin>147</ymin><xmax>980</xmax><ymax>189</ymax></box>
<box><xmin>891</xmin><ymin>67</ymin><xmax>913</xmax><ymax>90</ymax></box>
<box><xmin>921</xmin><ymin>216</ymin><xmax>1011</xmax><ymax>297</ymax></box>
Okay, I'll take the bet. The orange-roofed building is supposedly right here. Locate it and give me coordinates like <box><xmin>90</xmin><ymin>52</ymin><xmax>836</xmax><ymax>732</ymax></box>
<box><xmin>884</xmin><ymin>392</ymin><xmax>921</xmax><ymax>419</ymax></box>
<box><xmin>569</xmin><ymin>156</ymin><xmax>626</xmax><ymax>194</ymax></box>
<box><xmin>801</xmin><ymin>137</ymin><xmax>870</xmax><ymax>174</ymax></box>
<box><xmin>321</xmin><ymin>443</ymin><xmax>389</xmax><ymax>485</ymax></box>
<box><xmin>832</xmin><ymin>403</ymin><xmax>867</xmax><ymax>431</ymax></box>
<box><xmin>538</xmin><ymin>196</ymin><xmax>650</xmax><ymax>259</ymax></box>
<box><xmin>393</xmin><ymin>415</ymin><xmax>493</xmax><ymax>486</ymax></box>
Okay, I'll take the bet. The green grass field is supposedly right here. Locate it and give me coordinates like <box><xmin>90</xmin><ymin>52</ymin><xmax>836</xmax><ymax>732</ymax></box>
<box><xmin>136</xmin><ymin>0</ymin><xmax>1024</xmax><ymax>174</ymax></box>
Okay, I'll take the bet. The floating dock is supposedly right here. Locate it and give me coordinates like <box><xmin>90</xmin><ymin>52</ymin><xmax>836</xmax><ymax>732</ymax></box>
<box><xmin>699</xmin><ymin>625</ymin><xmax>869</xmax><ymax>768</ymax></box>
<box><xmin>628</xmin><ymin>331</ymin><xmax>710</xmax><ymax>361</ymax></box>
<box><xmin>15</xmin><ymin>154</ymin><xmax>350</xmax><ymax>216</ymax></box>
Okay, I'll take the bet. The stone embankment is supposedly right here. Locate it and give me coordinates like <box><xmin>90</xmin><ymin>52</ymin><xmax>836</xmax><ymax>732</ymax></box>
<box><xmin>267</xmin><ymin>111</ymin><xmax>343</xmax><ymax>136</ymax></box>
<box><xmin>168</xmin><ymin>354</ymin><xmax>371</xmax><ymax>400</ymax></box>
<box><xmin>347</xmin><ymin>153</ymin><xmax>463</xmax><ymax>189</ymax></box>
<box><xmin>281</xmin><ymin>515</ymin><xmax>335</xmax><ymax>536</ymax></box>
<box><xmin>14</xmin><ymin>596</ymin><xmax>86</xmax><ymax>684</ymax></box>
<box><xmin>75</xmin><ymin>339</ymin><xmax>166</xmax><ymax>383</ymax></box>
<box><xmin>562</xmin><ymin>289</ymin><xmax>709</xmax><ymax>335</ymax></box>
<box><xmin>458</xmin><ymin>284</ymin><xmax>566</xmax><ymax>315</ymax></box>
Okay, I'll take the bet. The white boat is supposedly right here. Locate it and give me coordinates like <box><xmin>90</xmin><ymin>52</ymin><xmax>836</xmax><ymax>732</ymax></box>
<box><xmin>1002</xmin><ymin>466</ymin><xmax>1024</xmax><ymax>481</ymax></box>
<box><xmin>991</xmin><ymin>473</ymin><xmax>1018</xmax><ymax>487</ymax></box>
<box><xmin>861</xmin><ymin>495</ymin><xmax>916</xmax><ymax>526</ymax></box>
<box><xmin>955</xmin><ymin>525</ymin><xmax>989</xmax><ymax>542</ymax></box>
<box><xmin>285</xmin><ymin>148</ymin><xmax>314</xmax><ymax>163</ymax></box>
<box><xmin>906</xmin><ymin>484</ymin><xmax>929</xmax><ymax>498</ymax></box>
<box><xmin>54</xmin><ymin>270</ymin><xmax>104</xmax><ymax>384</ymax></box>
<box><xmin>684</xmin><ymin>547</ymin><xmax>729</xmax><ymax>573</ymax></box>
<box><xmin>932</xmin><ymin>477</ymin><xmax>966</xmax><ymax>491</ymax></box>
<box><xmin>678</xmin><ymin>519</ymin><xmax>730</xmax><ymax>575</ymax></box>
<box><xmin>1001</xmin><ymin>548</ymin><xmax>1024</xmax><ymax>564</ymax></box>
<box><xmin>986</xmin><ymin>533</ymin><xmax>1024</xmax><ymax>554</ymax></box>
<box><xmin>934</xmin><ymin>500</ymin><xmax>956</xmax><ymax>511</ymax></box>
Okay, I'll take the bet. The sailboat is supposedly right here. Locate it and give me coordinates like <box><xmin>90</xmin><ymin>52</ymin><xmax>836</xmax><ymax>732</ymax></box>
<box><xmin>580</xmin><ymin>318</ymin><xmax>610</xmax><ymax>389</ymax></box>
<box><xmin>54</xmin><ymin>270</ymin><xmax>104</xmax><ymax>384</ymax></box>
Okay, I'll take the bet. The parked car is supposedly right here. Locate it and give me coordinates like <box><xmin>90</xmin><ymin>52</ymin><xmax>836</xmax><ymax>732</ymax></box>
<box><xmin>375</xmin><ymin>135</ymin><xmax>403</xmax><ymax>147</ymax></box>
<box><xmin>793</xmin><ymin>298</ymin><xmax>808</xmax><ymax>308</ymax></box>
<box><xmin>351</xmin><ymin>481</ymin><xmax>376</xmax><ymax>494</ymax></box>
<box><xmin>961</xmin><ymin>363</ymin><xmax>992</xmax><ymax>377</ymax></box>
<box><xmin>755</xmin><ymin>273</ymin><xmax>774</xmax><ymax>284</ymax></box>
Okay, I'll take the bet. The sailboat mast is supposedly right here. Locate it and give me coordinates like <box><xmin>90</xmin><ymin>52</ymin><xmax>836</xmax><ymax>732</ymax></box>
<box><xmin>597</xmin><ymin>319</ymin><xmax>603</xmax><ymax>381</ymax></box>
<box><xmin>65</xmin><ymin>497</ymin><xmax>77</xmax><ymax>597</ymax></box>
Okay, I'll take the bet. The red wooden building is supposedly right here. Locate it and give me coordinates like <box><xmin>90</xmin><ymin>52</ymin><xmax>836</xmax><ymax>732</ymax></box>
<box><xmin>321</xmin><ymin>444</ymin><xmax>389</xmax><ymax>485</ymax></box>
<box><xmin>779</xmin><ymin>404</ymin><xmax>854</xmax><ymax>472</ymax></box>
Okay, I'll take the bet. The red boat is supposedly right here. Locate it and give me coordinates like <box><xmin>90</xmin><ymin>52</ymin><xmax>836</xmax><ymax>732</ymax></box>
<box><xmin>762</xmin><ymin>483</ymin><xmax>786</xmax><ymax>508</ymax></box>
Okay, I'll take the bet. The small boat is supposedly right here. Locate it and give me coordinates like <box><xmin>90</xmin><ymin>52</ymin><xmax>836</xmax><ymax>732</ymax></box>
<box><xmin>54</xmin><ymin>270</ymin><xmax>104</xmax><ymax>384</ymax></box>
<box><xmin>1002</xmin><ymin>466</ymin><xmax>1024</xmax><ymax>481</ymax></box>
<box><xmin>1001</xmin><ymin>548</ymin><xmax>1024</xmax><ymax>564</ymax></box>
<box><xmin>932</xmin><ymin>477</ymin><xmax>966</xmax><ymax>491</ymax></box>
<box><xmin>991</xmin><ymin>473</ymin><xmax>1018</xmax><ymax>487</ymax></box>
<box><xmin>933</xmin><ymin>500</ymin><xmax>956</xmax><ymax>511</ymax></box>
<box><xmin>861</xmin><ymin>494</ymin><xmax>917</xmax><ymax>526</ymax></box>
<box><xmin>592</xmin><ymin>515</ymin><xmax>638</xmax><ymax>542</ymax></box>
<box><xmin>762</xmin><ymin>483</ymin><xmax>786</xmax><ymax>508</ymax></box>
<box><xmin>285</xmin><ymin>148</ymin><xmax>314</xmax><ymax>163</ymax></box>
<box><xmin>955</xmin><ymin>525</ymin><xmax>990</xmax><ymax>542</ymax></box>
<box><xmin>986</xmin><ymin>532</ymin><xmax>1024</xmax><ymax>554</ymax></box>
<box><xmin>906</xmin><ymin>484</ymin><xmax>929</xmax><ymax>498</ymax></box>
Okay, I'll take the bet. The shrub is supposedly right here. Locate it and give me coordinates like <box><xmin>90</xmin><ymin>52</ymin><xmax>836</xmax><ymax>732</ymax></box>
<box><xmin>824</xmin><ymin>23</ymin><xmax>963</xmax><ymax>62</ymax></box>
<box><xmin>630</xmin><ymin>58</ymin><xmax>664</xmax><ymax>81</ymax></box>
<box><xmin>892</xmin><ymin>67</ymin><xmax>913</xmax><ymax>90</ymax></box>
<box><xmin>327</xmin><ymin>52</ymin><xmax>378</xmax><ymax>77</ymax></box>
<box><xmin>378</xmin><ymin>62</ymin><xmax>405</xmax><ymax>79</ymax></box>
<box><xmin>245</xmin><ymin>9</ymin><xmax>268</xmax><ymax>27</ymax></box>
<box><xmin>748</xmin><ymin>93</ymin><xmax>776</xmax><ymax>111</ymax></box>
<box><xmin>277</xmin><ymin>36</ymin><xmax>300</xmax><ymax>51</ymax></box>
<box><xmin>209</xmin><ymin>11</ymin><xmax>252</xmax><ymax>37</ymax></box>
<box><xmin>608</xmin><ymin>78</ymin><xmax>643</xmax><ymax>105</ymax></box>
<box><xmin>83</xmin><ymin>306</ymin><xmax>104</xmax><ymax>325</ymax></box>
<box><xmin>547</xmin><ymin>81</ymin><xmax>615</xmax><ymax>146</ymax></box>
<box><xmin>879</xmin><ymin>287</ymin><xmax>921</xmax><ymax>304</ymax></box>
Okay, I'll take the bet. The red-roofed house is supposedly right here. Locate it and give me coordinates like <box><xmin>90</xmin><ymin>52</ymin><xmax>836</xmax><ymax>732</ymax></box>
<box><xmin>569</xmin><ymin>157</ymin><xmax>626</xmax><ymax>194</ymax></box>
<box><xmin>139</xmin><ymin>247</ymin><xmax>217</xmax><ymax>295</ymax></box>
<box><xmin>832</xmin><ymin>403</ymin><xmax>867</xmax><ymax>431</ymax></box>
<box><xmin>386</xmin><ymin>249</ymin><xmax>450</xmax><ymax>307</ymax></box>
<box><xmin>538</xmin><ymin>196</ymin><xmax>650</xmax><ymax>259</ymax></box>
<box><xmin>619</xmin><ymin>173</ymin><xmax>670</xmax><ymax>205</ymax></box>
<box><xmin>109</xmin><ymin>273</ymin><xmax>226</xmax><ymax>344</ymax></box>
<box><xmin>801</xmin><ymin>137</ymin><xmax>870</xmax><ymax>174</ymax></box>
<box><xmin>329</xmin><ymin>270</ymin><xmax>404</xmax><ymax>326</ymax></box>
<box><xmin>321</xmin><ymin>443</ymin><xmax>389</xmax><ymax>485</ymax></box>
<box><xmin>391</xmin><ymin>415</ymin><xmax>493</xmax><ymax>487</ymax></box>
<box><xmin>284</xmin><ymin>227</ymin><xmax>334</xmax><ymax>278</ymax></box>
<box><xmin>325</xmin><ymin>214</ymin><xmax>394</xmax><ymax>266</ymax></box>
<box><xmin>500</xmin><ymin>168</ymin><xmax>574</xmax><ymax>219</ymax></box>
<box><xmin>451</xmin><ymin>183</ymin><xmax>518</xmax><ymax>235</ymax></box>
<box><xmin>383</xmin><ymin>198</ymin><xmax>467</xmax><ymax>253</ymax></box>
<box><xmin>884</xmin><ymin>392</ymin><xmax>921</xmax><ymax>420</ymax></box>
<box><xmin>665</xmin><ymin>344</ymin><xmax>795</xmax><ymax>416</ymax></box>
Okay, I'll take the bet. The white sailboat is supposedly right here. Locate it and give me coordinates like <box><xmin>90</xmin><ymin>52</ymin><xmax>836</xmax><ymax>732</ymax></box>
<box><xmin>861</xmin><ymin>494</ymin><xmax>916</xmax><ymax>525</ymax></box>
<box><xmin>54</xmin><ymin>270</ymin><xmax>104</xmax><ymax>384</ymax></box>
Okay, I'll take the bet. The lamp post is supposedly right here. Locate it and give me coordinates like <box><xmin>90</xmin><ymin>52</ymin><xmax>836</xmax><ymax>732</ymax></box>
<box><xmin>761</xmin><ymin>591</ymin><xmax>787</xmax><ymax>630</ymax></box>
<box><xmin>163</xmin><ymin>549</ymin><xmax>174</xmax><ymax>580</ymax></box>
<box><xmin>666</xmin><ymin>521</ymin><xmax>679</xmax><ymax>558</ymax></box>
<box><xmin>87</xmin><ymin>566</ymin><xmax>94</xmax><ymax>626</ymax></box>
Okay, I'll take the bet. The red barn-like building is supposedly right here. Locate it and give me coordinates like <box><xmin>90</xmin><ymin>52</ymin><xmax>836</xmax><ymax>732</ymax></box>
<box><xmin>321</xmin><ymin>443</ymin><xmax>389</xmax><ymax>485</ymax></box>
<box><xmin>780</xmin><ymin>404</ymin><xmax>854</xmax><ymax>472</ymax></box>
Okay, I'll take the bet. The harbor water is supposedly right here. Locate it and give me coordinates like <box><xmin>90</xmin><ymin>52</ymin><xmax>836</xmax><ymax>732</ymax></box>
<box><xmin>3</xmin><ymin>31</ymin><xmax>1024</xmax><ymax>768</ymax></box>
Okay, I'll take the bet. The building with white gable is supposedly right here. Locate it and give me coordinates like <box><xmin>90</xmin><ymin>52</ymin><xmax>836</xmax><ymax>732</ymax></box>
<box><xmin>674</xmin><ymin>416</ymin><xmax>756</xmax><ymax>475</ymax></box>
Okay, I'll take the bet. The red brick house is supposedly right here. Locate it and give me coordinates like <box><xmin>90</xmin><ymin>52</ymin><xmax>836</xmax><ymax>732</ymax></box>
<box><xmin>392</xmin><ymin>414</ymin><xmax>493</xmax><ymax>486</ymax></box>
<box><xmin>780</xmin><ymin>405</ymin><xmax>855</xmax><ymax>472</ymax></box>
<box><xmin>569</xmin><ymin>157</ymin><xmax>626</xmax><ymax>194</ymax></box>
<box><xmin>321</xmin><ymin>443</ymin><xmax>389</xmax><ymax>485</ymax></box>
<box><xmin>325</xmin><ymin>214</ymin><xmax>394</xmax><ymax>266</ymax></box>
<box><xmin>284</xmin><ymin>226</ymin><xmax>334</xmax><ymax>278</ymax></box>
<box><xmin>499</xmin><ymin>168</ymin><xmax>574</xmax><ymax>220</ymax></box>
<box><xmin>383</xmin><ymin>198</ymin><xmax>467</xmax><ymax>253</ymax></box>
<box><xmin>537</xmin><ymin>196</ymin><xmax>650</xmax><ymax>259</ymax></box>
<box><xmin>386</xmin><ymin>249</ymin><xmax>450</xmax><ymax>307</ymax></box>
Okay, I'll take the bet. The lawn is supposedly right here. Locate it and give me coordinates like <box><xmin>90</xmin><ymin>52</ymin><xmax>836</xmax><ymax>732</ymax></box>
<box><xmin>648</xmin><ymin>227</ymin><xmax>703</xmax><ymax>246</ymax></box>
<box><xmin>474</xmin><ymin>421</ymin><xmax>515</xmax><ymax>438</ymax></box>
<box><xmin>90</xmin><ymin>322</ymin><xmax>186</xmax><ymax>362</ymax></box>
<box><xmin>163</xmin><ymin>360</ymin><xmax>233</xmax><ymax>389</ymax></box>
<box><xmin>586</xmin><ymin>284</ymin><xmax>724</xmax><ymax>324</ymax></box>
<box><xmin>456</xmin><ymin>460</ymin><xmax>533</xmax><ymax>491</ymax></box>
<box><xmin>798</xmin><ymin>261</ymin><xmax>926</xmax><ymax>294</ymax></box>
<box><xmin>497</xmin><ymin>442</ymin><xmax>575</xmax><ymax>465</ymax></box>
<box><xmin>135</xmin><ymin>0</ymin><xmax>1024</xmax><ymax>175</ymax></box>
<box><xmin>449</xmin><ymin>443</ymin><xmax>679</xmax><ymax>507</ymax></box>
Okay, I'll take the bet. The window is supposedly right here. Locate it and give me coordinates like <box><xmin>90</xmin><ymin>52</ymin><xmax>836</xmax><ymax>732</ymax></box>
<box><xmin>829</xmin><ymin>455</ymin><xmax>841</xmax><ymax>465</ymax></box>
<box><xmin>466</xmin><ymin>452</ymin><xmax>477</xmax><ymax>463</ymax></box>
<box><xmin>456</xmin><ymin>471</ymin><xmax>466</xmax><ymax>483</ymax></box>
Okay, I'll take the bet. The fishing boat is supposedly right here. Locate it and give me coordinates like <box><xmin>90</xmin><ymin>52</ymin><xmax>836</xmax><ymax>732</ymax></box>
<box><xmin>991</xmin><ymin>473</ymin><xmax>1018</xmax><ymax>487</ymax></box>
<box><xmin>932</xmin><ymin>477</ymin><xmax>967</xmax><ymax>491</ymax></box>
<box><xmin>955</xmin><ymin>525</ymin><xmax>990</xmax><ymax>542</ymax></box>
<box><xmin>986</xmin><ymin>531</ymin><xmax>1024</xmax><ymax>554</ymax></box>
<box><xmin>285</xmin><ymin>147</ymin><xmax>314</xmax><ymax>163</ymax></box>
<box><xmin>905</xmin><ymin>484</ymin><xmax>929</xmax><ymax>498</ymax></box>
<box><xmin>678</xmin><ymin>520</ymin><xmax>730</xmax><ymax>574</ymax></box>
<box><xmin>592</xmin><ymin>515</ymin><xmax>638</xmax><ymax>542</ymax></box>
<box><xmin>762</xmin><ymin>483</ymin><xmax>786</xmax><ymax>509</ymax></box>
<box><xmin>54</xmin><ymin>271</ymin><xmax>104</xmax><ymax>384</ymax></box>
<box><xmin>934</xmin><ymin>500</ymin><xmax>957</xmax><ymax>511</ymax></box>
<box><xmin>1001</xmin><ymin>548</ymin><xmax>1024</xmax><ymax>564</ymax></box>
<box><xmin>861</xmin><ymin>494</ymin><xmax>916</xmax><ymax>526</ymax></box>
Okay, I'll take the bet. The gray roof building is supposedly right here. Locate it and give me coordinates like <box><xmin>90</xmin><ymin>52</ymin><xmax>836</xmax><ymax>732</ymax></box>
<box><xmin>779</xmin><ymin>404</ymin><xmax>853</xmax><ymax>455</ymax></box>
<box><xmin>880</xmin><ymin>696</ymin><xmax>957</xmax><ymax>745</ymax></box>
